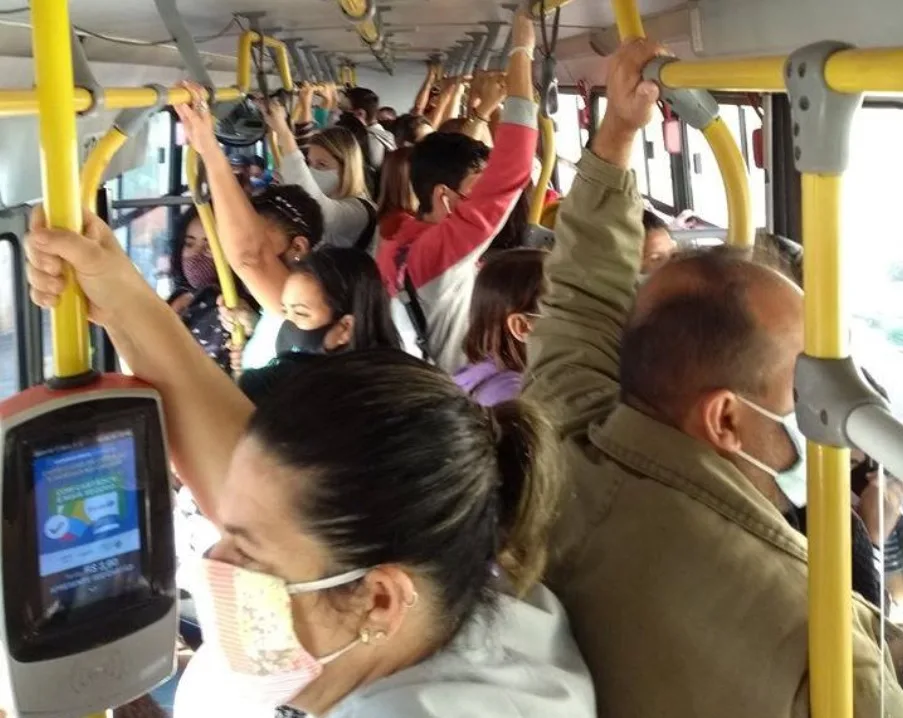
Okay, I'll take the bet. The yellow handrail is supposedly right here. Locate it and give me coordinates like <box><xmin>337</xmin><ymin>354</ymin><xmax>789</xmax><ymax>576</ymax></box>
<box><xmin>802</xmin><ymin>173</ymin><xmax>853</xmax><ymax>718</ymax></box>
<box><xmin>656</xmin><ymin>48</ymin><xmax>903</xmax><ymax>93</ymax></box>
<box><xmin>184</xmin><ymin>148</ymin><xmax>245</xmax><ymax>348</ymax></box>
<box><xmin>237</xmin><ymin>31</ymin><xmax>294</xmax><ymax>94</ymax></box>
<box><xmin>529</xmin><ymin>114</ymin><xmax>556</xmax><ymax>225</ymax></box>
<box><xmin>610</xmin><ymin>0</ymin><xmax>753</xmax><ymax>248</ymax></box>
<box><xmin>702</xmin><ymin>117</ymin><xmax>753</xmax><ymax>247</ymax></box>
<box><xmin>611</xmin><ymin>0</ymin><xmax>646</xmax><ymax>39</ymax></box>
<box><xmin>0</xmin><ymin>85</ymin><xmax>241</xmax><ymax>118</ymax></box>
<box><xmin>32</xmin><ymin>0</ymin><xmax>90</xmax><ymax>378</ymax></box>
<box><xmin>81</xmin><ymin>128</ymin><xmax>127</xmax><ymax>214</ymax></box>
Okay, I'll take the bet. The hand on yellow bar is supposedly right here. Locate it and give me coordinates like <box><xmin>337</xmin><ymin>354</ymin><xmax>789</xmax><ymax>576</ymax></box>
<box><xmin>173</xmin><ymin>82</ymin><xmax>219</xmax><ymax>159</ymax></box>
<box><xmin>25</xmin><ymin>206</ymin><xmax>143</xmax><ymax>327</ymax></box>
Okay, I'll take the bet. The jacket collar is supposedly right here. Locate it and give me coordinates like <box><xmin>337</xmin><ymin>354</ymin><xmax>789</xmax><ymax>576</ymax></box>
<box><xmin>590</xmin><ymin>404</ymin><xmax>809</xmax><ymax>562</ymax></box>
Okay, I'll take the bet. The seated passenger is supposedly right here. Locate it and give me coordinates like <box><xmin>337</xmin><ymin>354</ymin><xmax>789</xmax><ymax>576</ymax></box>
<box><xmin>375</xmin><ymin>10</ymin><xmax>538</xmax><ymax>373</ymax></box>
<box><xmin>641</xmin><ymin>209</ymin><xmax>676</xmax><ymax>275</ymax></box>
<box><xmin>342</xmin><ymin>86</ymin><xmax>397</xmax><ymax>170</ymax></box>
<box><xmin>455</xmin><ymin>248</ymin><xmax>546</xmax><ymax>406</ymax></box>
<box><xmin>166</xmin><ymin>207</ymin><xmax>259</xmax><ymax>376</ymax></box>
<box><xmin>277</xmin><ymin>246</ymin><xmax>400</xmax><ymax>355</ymax></box>
<box><xmin>523</xmin><ymin>39</ymin><xmax>903</xmax><ymax>717</ymax></box>
<box><xmin>266</xmin><ymin>89</ymin><xmax>376</xmax><ymax>250</ymax></box>
<box><xmin>24</xmin><ymin>217</ymin><xmax>595</xmax><ymax>718</ymax></box>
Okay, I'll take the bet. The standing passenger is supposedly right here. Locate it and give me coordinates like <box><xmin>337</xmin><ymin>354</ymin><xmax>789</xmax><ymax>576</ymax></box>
<box><xmin>343</xmin><ymin>86</ymin><xmax>397</xmax><ymax>170</ymax></box>
<box><xmin>523</xmin><ymin>38</ymin><xmax>903</xmax><ymax>718</ymax></box>
<box><xmin>24</xmin><ymin>213</ymin><xmax>595</xmax><ymax>718</ymax></box>
<box><xmin>374</xmin><ymin>10</ymin><xmax>538</xmax><ymax>373</ymax></box>
<box><xmin>454</xmin><ymin>249</ymin><xmax>546</xmax><ymax>406</ymax></box>
<box><xmin>641</xmin><ymin>209</ymin><xmax>676</xmax><ymax>274</ymax></box>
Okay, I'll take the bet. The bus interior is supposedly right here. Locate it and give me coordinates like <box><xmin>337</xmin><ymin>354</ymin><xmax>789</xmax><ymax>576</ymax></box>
<box><xmin>0</xmin><ymin>0</ymin><xmax>902</xmax><ymax>716</ymax></box>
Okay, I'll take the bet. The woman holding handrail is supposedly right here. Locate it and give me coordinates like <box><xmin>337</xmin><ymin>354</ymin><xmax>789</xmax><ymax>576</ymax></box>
<box><xmin>24</xmin><ymin>204</ymin><xmax>594</xmax><ymax>718</ymax></box>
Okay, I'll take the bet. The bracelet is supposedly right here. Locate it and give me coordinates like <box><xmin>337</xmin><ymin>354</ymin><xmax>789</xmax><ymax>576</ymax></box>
<box><xmin>508</xmin><ymin>46</ymin><xmax>535</xmax><ymax>61</ymax></box>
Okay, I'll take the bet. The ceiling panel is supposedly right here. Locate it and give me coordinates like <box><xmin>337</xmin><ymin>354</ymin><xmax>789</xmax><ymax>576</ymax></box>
<box><xmin>0</xmin><ymin>0</ymin><xmax>691</xmax><ymax>64</ymax></box>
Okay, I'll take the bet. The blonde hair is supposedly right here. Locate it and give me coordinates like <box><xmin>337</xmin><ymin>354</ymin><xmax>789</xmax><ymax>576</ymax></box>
<box><xmin>311</xmin><ymin>127</ymin><xmax>370</xmax><ymax>200</ymax></box>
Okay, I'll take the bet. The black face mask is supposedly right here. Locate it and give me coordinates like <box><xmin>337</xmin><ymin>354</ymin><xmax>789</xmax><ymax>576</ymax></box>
<box><xmin>276</xmin><ymin>319</ymin><xmax>334</xmax><ymax>356</ymax></box>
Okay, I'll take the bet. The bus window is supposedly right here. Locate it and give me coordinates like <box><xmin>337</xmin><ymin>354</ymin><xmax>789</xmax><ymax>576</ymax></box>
<box><xmin>645</xmin><ymin>122</ymin><xmax>674</xmax><ymax>209</ymax></box>
<box><xmin>553</xmin><ymin>92</ymin><xmax>589</xmax><ymax>193</ymax></box>
<box><xmin>118</xmin><ymin>111</ymin><xmax>172</xmax><ymax>200</ymax></box>
<box><xmin>110</xmin><ymin>206</ymin><xmax>172</xmax><ymax>296</ymax></box>
<box><xmin>846</xmin><ymin>103</ymin><xmax>903</xmax><ymax>414</ymax></box>
<box><xmin>686</xmin><ymin>104</ymin><xmax>767</xmax><ymax>229</ymax></box>
<box><xmin>597</xmin><ymin>96</ymin><xmax>651</xmax><ymax>197</ymax></box>
<box><xmin>0</xmin><ymin>238</ymin><xmax>18</xmax><ymax>400</ymax></box>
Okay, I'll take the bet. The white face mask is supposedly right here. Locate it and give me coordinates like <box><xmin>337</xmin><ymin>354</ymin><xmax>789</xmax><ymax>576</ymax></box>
<box><xmin>191</xmin><ymin>558</ymin><xmax>369</xmax><ymax>709</ymax></box>
<box><xmin>735</xmin><ymin>397</ymin><xmax>808</xmax><ymax>508</ymax></box>
<box><xmin>310</xmin><ymin>167</ymin><xmax>340</xmax><ymax>196</ymax></box>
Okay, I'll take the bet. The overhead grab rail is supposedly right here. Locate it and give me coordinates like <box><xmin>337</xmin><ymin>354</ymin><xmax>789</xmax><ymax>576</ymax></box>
<box><xmin>528</xmin><ymin>0</ymin><xmax>559</xmax><ymax>228</ymax></box>
<box><xmin>336</xmin><ymin>0</ymin><xmax>394</xmax><ymax>74</ymax></box>
<box><xmin>237</xmin><ymin>31</ymin><xmax>294</xmax><ymax>94</ymax></box>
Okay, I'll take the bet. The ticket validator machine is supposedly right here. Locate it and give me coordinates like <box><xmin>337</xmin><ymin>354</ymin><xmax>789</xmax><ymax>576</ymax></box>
<box><xmin>0</xmin><ymin>378</ymin><xmax>177</xmax><ymax>718</ymax></box>
<box><xmin>0</xmin><ymin>1</ymin><xmax>178</xmax><ymax>714</ymax></box>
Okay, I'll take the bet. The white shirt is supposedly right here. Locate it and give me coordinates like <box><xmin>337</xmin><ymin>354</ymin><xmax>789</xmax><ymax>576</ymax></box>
<box><xmin>241</xmin><ymin>310</ymin><xmax>283</xmax><ymax>370</ymax></box>
<box><xmin>174</xmin><ymin>583</ymin><xmax>593</xmax><ymax>718</ymax></box>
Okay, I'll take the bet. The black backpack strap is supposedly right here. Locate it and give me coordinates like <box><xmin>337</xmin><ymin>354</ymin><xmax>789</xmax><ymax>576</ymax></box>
<box><xmin>395</xmin><ymin>245</ymin><xmax>432</xmax><ymax>362</ymax></box>
<box><xmin>354</xmin><ymin>199</ymin><xmax>378</xmax><ymax>252</ymax></box>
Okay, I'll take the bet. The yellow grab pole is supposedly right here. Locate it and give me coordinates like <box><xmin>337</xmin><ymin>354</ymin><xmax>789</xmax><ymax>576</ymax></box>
<box><xmin>654</xmin><ymin>48</ymin><xmax>903</xmax><ymax>94</ymax></box>
<box><xmin>237</xmin><ymin>32</ymin><xmax>295</xmax><ymax>93</ymax></box>
<box><xmin>702</xmin><ymin>117</ymin><xmax>753</xmax><ymax>247</ymax></box>
<box><xmin>0</xmin><ymin>86</ymin><xmax>241</xmax><ymax>118</ymax></box>
<box><xmin>269</xmin><ymin>129</ymin><xmax>283</xmax><ymax>169</ymax></box>
<box><xmin>185</xmin><ymin>148</ymin><xmax>245</xmax><ymax>347</ymax></box>
<box><xmin>612</xmin><ymin>0</ymin><xmax>646</xmax><ymax>39</ymax></box>
<box><xmin>80</xmin><ymin>128</ymin><xmax>127</xmax><ymax>214</ymax></box>
<box><xmin>31</xmin><ymin>0</ymin><xmax>91</xmax><ymax>378</ymax></box>
<box><xmin>529</xmin><ymin>114</ymin><xmax>556</xmax><ymax>225</ymax></box>
<box><xmin>802</xmin><ymin>173</ymin><xmax>852</xmax><ymax>718</ymax></box>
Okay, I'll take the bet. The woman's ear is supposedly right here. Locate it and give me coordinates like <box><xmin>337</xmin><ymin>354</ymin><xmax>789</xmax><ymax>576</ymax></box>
<box><xmin>359</xmin><ymin>566</ymin><xmax>418</xmax><ymax>640</ymax></box>
<box><xmin>328</xmin><ymin>314</ymin><xmax>354</xmax><ymax>349</ymax></box>
<box><xmin>290</xmin><ymin>236</ymin><xmax>310</xmax><ymax>257</ymax></box>
<box><xmin>506</xmin><ymin>313</ymin><xmax>533</xmax><ymax>344</ymax></box>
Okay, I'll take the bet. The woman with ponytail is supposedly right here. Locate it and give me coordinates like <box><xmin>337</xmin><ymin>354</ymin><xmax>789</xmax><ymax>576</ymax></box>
<box><xmin>26</xmin><ymin>206</ymin><xmax>594</xmax><ymax>718</ymax></box>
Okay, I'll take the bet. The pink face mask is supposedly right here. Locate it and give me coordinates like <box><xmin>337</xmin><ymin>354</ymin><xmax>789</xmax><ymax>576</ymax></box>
<box><xmin>182</xmin><ymin>253</ymin><xmax>217</xmax><ymax>290</ymax></box>
<box><xmin>191</xmin><ymin>558</ymin><xmax>369</xmax><ymax>709</ymax></box>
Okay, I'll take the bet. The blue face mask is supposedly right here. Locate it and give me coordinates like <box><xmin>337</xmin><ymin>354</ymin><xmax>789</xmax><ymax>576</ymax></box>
<box><xmin>736</xmin><ymin>397</ymin><xmax>808</xmax><ymax>508</ymax></box>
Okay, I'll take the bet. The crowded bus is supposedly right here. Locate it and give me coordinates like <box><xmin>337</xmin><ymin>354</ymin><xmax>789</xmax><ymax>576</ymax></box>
<box><xmin>0</xmin><ymin>0</ymin><xmax>902</xmax><ymax>716</ymax></box>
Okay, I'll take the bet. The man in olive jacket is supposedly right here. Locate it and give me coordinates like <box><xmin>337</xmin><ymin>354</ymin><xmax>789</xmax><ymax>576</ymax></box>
<box><xmin>524</xmin><ymin>39</ymin><xmax>903</xmax><ymax>718</ymax></box>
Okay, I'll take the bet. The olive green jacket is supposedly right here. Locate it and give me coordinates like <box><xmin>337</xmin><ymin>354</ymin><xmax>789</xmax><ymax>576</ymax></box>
<box><xmin>524</xmin><ymin>148</ymin><xmax>903</xmax><ymax>718</ymax></box>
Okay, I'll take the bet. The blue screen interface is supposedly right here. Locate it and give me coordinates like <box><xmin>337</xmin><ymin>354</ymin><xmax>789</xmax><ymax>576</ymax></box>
<box><xmin>33</xmin><ymin>429</ymin><xmax>143</xmax><ymax>613</ymax></box>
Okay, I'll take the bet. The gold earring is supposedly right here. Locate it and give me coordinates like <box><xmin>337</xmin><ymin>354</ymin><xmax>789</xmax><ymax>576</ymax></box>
<box><xmin>359</xmin><ymin>628</ymin><xmax>371</xmax><ymax>644</ymax></box>
<box><xmin>373</xmin><ymin>629</ymin><xmax>388</xmax><ymax>642</ymax></box>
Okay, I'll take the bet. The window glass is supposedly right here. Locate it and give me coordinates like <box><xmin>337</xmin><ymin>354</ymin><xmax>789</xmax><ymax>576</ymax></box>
<box><xmin>686</xmin><ymin>104</ymin><xmax>767</xmax><ymax>228</ymax></box>
<box><xmin>112</xmin><ymin>207</ymin><xmax>173</xmax><ymax>297</ymax></box>
<box><xmin>742</xmin><ymin>105</ymin><xmax>768</xmax><ymax>228</ymax></box>
<box><xmin>0</xmin><ymin>239</ymin><xmax>18</xmax><ymax>400</ymax></box>
<box><xmin>596</xmin><ymin>96</ymin><xmax>650</xmax><ymax>198</ymax></box>
<box><xmin>846</xmin><ymin>105</ymin><xmax>903</xmax><ymax>415</ymax></box>
<box><xmin>645</xmin><ymin>121</ymin><xmax>674</xmax><ymax>208</ymax></box>
<box><xmin>553</xmin><ymin>93</ymin><xmax>588</xmax><ymax>193</ymax></box>
<box><xmin>116</xmin><ymin>111</ymin><xmax>172</xmax><ymax>200</ymax></box>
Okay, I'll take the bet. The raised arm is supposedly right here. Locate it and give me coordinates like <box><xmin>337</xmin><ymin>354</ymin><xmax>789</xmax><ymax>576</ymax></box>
<box><xmin>522</xmin><ymin>39</ymin><xmax>664</xmax><ymax>433</ymax></box>
<box><xmin>425</xmin><ymin>77</ymin><xmax>457</xmax><ymax>129</ymax></box>
<box><xmin>405</xmin><ymin>11</ymin><xmax>537</xmax><ymax>288</ymax></box>
<box><xmin>459</xmin><ymin>71</ymin><xmax>507</xmax><ymax>146</ymax></box>
<box><xmin>266</xmin><ymin>96</ymin><xmax>370</xmax><ymax>248</ymax></box>
<box><xmin>174</xmin><ymin>85</ymin><xmax>287</xmax><ymax>315</ymax></box>
<box><xmin>25</xmin><ymin>208</ymin><xmax>252</xmax><ymax>522</ymax></box>
<box><xmin>413</xmin><ymin>62</ymin><xmax>438</xmax><ymax>116</ymax></box>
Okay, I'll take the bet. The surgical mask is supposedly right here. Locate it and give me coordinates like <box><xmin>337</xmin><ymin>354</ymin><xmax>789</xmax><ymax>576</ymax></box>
<box><xmin>736</xmin><ymin>396</ymin><xmax>808</xmax><ymax>508</ymax></box>
<box><xmin>276</xmin><ymin>319</ymin><xmax>334</xmax><ymax>355</ymax></box>
<box><xmin>310</xmin><ymin>167</ymin><xmax>340</xmax><ymax>195</ymax></box>
<box><xmin>183</xmin><ymin>253</ymin><xmax>217</xmax><ymax>290</ymax></box>
<box><xmin>192</xmin><ymin>558</ymin><xmax>369</xmax><ymax>709</ymax></box>
<box><xmin>636</xmin><ymin>272</ymin><xmax>650</xmax><ymax>286</ymax></box>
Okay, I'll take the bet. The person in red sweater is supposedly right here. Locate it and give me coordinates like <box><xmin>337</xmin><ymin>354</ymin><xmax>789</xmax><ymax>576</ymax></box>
<box><xmin>375</xmin><ymin>10</ymin><xmax>539</xmax><ymax>373</ymax></box>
